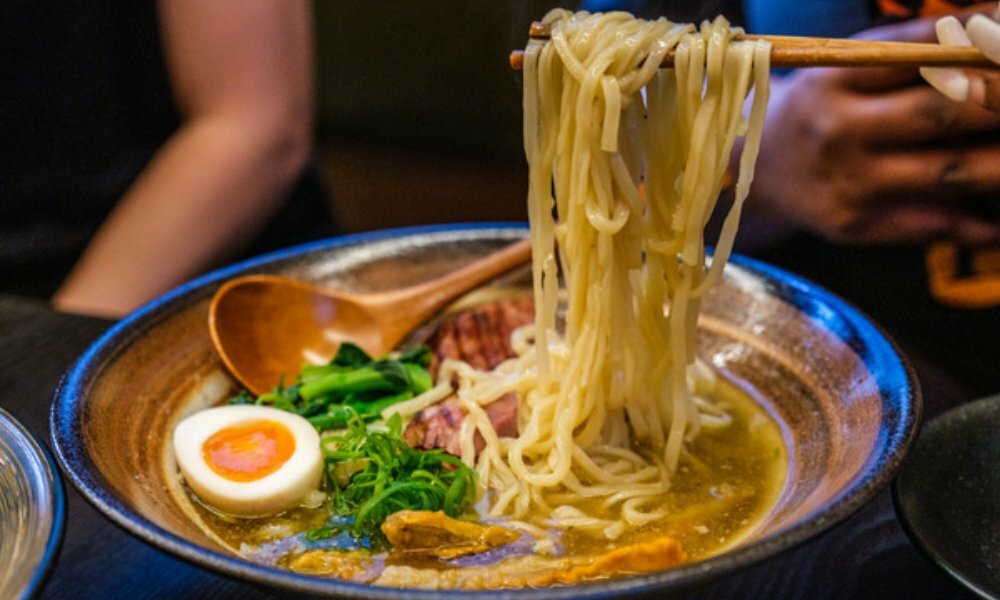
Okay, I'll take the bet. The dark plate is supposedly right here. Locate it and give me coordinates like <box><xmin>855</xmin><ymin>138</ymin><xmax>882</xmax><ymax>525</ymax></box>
<box><xmin>894</xmin><ymin>395</ymin><xmax>1000</xmax><ymax>599</ymax></box>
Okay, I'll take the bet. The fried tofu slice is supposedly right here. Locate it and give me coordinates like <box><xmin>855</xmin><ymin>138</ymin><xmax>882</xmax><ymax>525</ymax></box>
<box><xmin>288</xmin><ymin>550</ymin><xmax>381</xmax><ymax>581</ymax></box>
<box><xmin>375</xmin><ymin>536</ymin><xmax>686</xmax><ymax>589</ymax></box>
<box><xmin>531</xmin><ymin>536</ymin><xmax>686</xmax><ymax>586</ymax></box>
<box><xmin>381</xmin><ymin>510</ymin><xmax>520</xmax><ymax>559</ymax></box>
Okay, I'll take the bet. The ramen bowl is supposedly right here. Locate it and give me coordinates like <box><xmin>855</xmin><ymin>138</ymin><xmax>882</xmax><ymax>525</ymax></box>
<box><xmin>51</xmin><ymin>224</ymin><xmax>920</xmax><ymax>597</ymax></box>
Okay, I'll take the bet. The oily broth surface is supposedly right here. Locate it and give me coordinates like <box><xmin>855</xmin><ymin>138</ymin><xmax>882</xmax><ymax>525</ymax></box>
<box><xmin>172</xmin><ymin>372</ymin><xmax>788</xmax><ymax>575</ymax></box>
<box><xmin>560</xmin><ymin>378</ymin><xmax>788</xmax><ymax>561</ymax></box>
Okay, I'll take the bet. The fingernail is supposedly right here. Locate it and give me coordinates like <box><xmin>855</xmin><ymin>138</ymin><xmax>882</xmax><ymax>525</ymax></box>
<box><xmin>967</xmin><ymin>15</ymin><xmax>1000</xmax><ymax>63</ymax></box>
<box><xmin>920</xmin><ymin>67</ymin><xmax>970</xmax><ymax>101</ymax></box>
<box><xmin>936</xmin><ymin>16</ymin><xmax>972</xmax><ymax>46</ymax></box>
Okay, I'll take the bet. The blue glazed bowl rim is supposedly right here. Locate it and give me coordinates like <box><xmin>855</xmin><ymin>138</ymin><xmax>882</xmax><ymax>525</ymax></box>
<box><xmin>51</xmin><ymin>222</ymin><xmax>921</xmax><ymax>598</ymax></box>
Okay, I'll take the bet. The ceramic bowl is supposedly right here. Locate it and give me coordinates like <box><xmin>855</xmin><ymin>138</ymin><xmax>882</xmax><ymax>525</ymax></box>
<box><xmin>0</xmin><ymin>407</ymin><xmax>65</xmax><ymax>600</ymax></box>
<box><xmin>51</xmin><ymin>224</ymin><xmax>920</xmax><ymax>598</ymax></box>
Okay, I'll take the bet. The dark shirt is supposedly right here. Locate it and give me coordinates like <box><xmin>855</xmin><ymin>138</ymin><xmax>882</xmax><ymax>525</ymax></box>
<box><xmin>0</xmin><ymin>1</ymin><xmax>333</xmax><ymax>299</ymax></box>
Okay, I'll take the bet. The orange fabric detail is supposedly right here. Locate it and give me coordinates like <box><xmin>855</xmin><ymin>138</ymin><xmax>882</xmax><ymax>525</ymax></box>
<box><xmin>919</xmin><ymin>0</ymin><xmax>967</xmax><ymax>16</ymax></box>
<box><xmin>877</xmin><ymin>0</ymin><xmax>967</xmax><ymax>18</ymax></box>
<box><xmin>972</xmin><ymin>246</ymin><xmax>1000</xmax><ymax>272</ymax></box>
<box><xmin>878</xmin><ymin>0</ymin><xmax>915</xmax><ymax>17</ymax></box>
<box><xmin>926</xmin><ymin>241</ymin><xmax>1000</xmax><ymax>308</ymax></box>
<box><xmin>721</xmin><ymin>167</ymin><xmax>736</xmax><ymax>192</ymax></box>
<box><xmin>203</xmin><ymin>420</ymin><xmax>296</xmax><ymax>482</ymax></box>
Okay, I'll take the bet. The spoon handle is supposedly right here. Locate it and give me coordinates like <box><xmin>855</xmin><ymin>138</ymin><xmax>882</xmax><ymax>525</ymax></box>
<box><xmin>365</xmin><ymin>237</ymin><xmax>532</xmax><ymax>345</ymax></box>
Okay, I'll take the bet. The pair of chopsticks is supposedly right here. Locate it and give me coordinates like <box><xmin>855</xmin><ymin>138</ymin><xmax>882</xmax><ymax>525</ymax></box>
<box><xmin>509</xmin><ymin>21</ymin><xmax>998</xmax><ymax>70</ymax></box>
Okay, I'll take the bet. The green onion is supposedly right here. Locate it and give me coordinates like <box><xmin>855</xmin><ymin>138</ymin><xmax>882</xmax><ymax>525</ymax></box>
<box><xmin>317</xmin><ymin>410</ymin><xmax>478</xmax><ymax>544</ymax></box>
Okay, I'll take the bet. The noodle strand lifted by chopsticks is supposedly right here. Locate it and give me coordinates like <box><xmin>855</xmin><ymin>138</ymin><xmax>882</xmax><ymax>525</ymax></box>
<box><xmin>452</xmin><ymin>10</ymin><xmax>769</xmax><ymax>540</ymax></box>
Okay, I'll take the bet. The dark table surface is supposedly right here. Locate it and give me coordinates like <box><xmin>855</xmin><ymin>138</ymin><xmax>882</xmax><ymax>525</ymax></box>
<box><xmin>0</xmin><ymin>293</ymin><xmax>978</xmax><ymax>599</ymax></box>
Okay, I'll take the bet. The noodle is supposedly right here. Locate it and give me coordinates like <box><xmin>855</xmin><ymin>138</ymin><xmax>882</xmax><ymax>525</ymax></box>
<box><xmin>445</xmin><ymin>11</ymin><xmax>770</xmax><ymax>540</ymax></box>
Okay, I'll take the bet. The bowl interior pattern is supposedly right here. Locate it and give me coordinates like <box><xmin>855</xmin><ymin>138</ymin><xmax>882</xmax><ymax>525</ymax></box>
<box><xmin>52</xmin><ymin>224</ymin><xmax>920</xmax><ymax>598</ymax></box>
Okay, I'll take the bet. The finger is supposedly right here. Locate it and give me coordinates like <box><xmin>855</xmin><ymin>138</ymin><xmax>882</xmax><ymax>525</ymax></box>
<box><xmin>921</xmin><ymin>17</ymin><xmax>972</xmax><ymax>101</ymax></box>
<box><xmin>938</xmin><ymin>15</ymin><xmax>973</xmax><ymax>46</ymax></box>
<box><xmin>953</xmin><ymin>214</ymin><xmax>1000</xmax><ymax>246</ymax></box>
<box><xmin>826</xmin><ymin>199</ymin><xmax>956</xmax><ymax>244</ymax></box>
<box><xmin>966</xmin><ymin>14</ymin><xmax>1000</xmax><ymax>111</ymax></box>
<box><xmin>967</xmin><ymin>13</ymin><xmax>1000</xmax><ymax>62</ymax></box>
<box><xmin>967</xmin><ymin>71</ymin><xmax>1000</xmax><ymax>111</ymax></box>
<box><xmin>953</xmin><ymin>216</ymin><xmax>1000</xmax><ymax>245</ymax></box>
<box><xmin>883</xmin><ymin>206</ymin><xmax>1000</xmax><ymax>245</ymax></box>
<box><xmin>855</xmin><ymin>85</ymin><xmax>1000</xmax><ymax>145</ymax></box>
<box><xmin>860</xmin><ymin>205</ymin><xmax>960</xmax><ymax>244</ymax></box>
<box><xmin>921</xmin><ymin>66</ymin><xmax>970</xmax><ymax>102</ymax></box>
<box><xmin>873</xmin><ymin>145</ymin><xmax>1000</xmax><ymax>196</ymax></box>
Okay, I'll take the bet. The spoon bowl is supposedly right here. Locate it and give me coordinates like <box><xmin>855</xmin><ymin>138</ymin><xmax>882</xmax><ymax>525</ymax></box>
<box><xmin>209</xmin><ymin>237</ymin><xmax>532</xmax><ymax>395</ymax></box>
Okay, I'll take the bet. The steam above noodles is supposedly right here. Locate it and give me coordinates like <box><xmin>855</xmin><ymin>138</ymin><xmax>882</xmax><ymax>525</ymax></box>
<box><xmin>439</xmin><ymin>11</ymin><xmax>771</xmax><ymax>541</ymax></box>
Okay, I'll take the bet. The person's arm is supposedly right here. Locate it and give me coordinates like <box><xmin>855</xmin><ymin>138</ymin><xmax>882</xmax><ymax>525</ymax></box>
<box><xmin>52</xmin><ymin>0</ymin><xmax>315</xmax><ymax>317</ymax></box>
<box><xmin>734</xmin><ymin>8</ymin><xmax>1000</xmax><ymax>247</ymax></box>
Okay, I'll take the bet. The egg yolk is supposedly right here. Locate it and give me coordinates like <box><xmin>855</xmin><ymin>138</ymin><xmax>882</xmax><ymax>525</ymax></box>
<box><xmin>202</xmin><ymin>420</ymin><xmax>296</xmax><ymax>482</ymax></box>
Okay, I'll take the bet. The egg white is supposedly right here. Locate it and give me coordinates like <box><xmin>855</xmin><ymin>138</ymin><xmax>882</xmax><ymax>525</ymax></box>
<box><xmin>173</xmin><ymin>405</ymin><xmax>323</xmax><ymax>517</ymax></box>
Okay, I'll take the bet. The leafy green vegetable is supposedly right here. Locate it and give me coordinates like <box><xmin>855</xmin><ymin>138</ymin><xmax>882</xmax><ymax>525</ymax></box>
<box><xmin>396</xmin><ymin>345</ymin><xmax>432</xmax><ymax>369</ymax></box>
<box><xmin>298</xmin><ymin>363</ymin><xmax>405</xmax><ymax>402</ymax></box>
<box><xmin>316</xmin><ymin>410</ymin><xmax>478</xmax><ymax>546</ymax></box>
<box><xmin>228</xmin><ymin>389</ymin><xmax>255</xmax><ymax>405</ymax></box>
<box><xmin>229</xmin><ymin>343</ymin><xmax>435</xmax><ymax>430</ymax></box>
<box><xmin>331</xmin><ymin>342</ymin><xmax>374</xmax><ymax>367</ymax></box>
<box><xmin>306</xmin><ymin>406</ymin><xmax>356</xmax><ymax>431</ymax></box>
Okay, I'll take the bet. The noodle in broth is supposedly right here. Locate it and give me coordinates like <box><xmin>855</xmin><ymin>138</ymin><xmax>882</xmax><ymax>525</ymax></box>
<box><xmin>444</xmin><ymin>10</ymin><xmax>771</xmax><ymax>540</ymax></box>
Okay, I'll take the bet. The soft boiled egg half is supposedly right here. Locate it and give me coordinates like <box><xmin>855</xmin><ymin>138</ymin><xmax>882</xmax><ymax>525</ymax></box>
<box><xmin>173</xmin><ymin>405</ymin><xmax>323</xmax><ymax>517</ymax></box>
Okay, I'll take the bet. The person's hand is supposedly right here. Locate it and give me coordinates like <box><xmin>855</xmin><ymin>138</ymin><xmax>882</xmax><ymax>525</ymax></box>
<box><xmin>921</xmin><ymin>13</ymin><xmax>1000</xmax><ymax>112</ymax></box>
<box><xmin>742</xmin><ymin>11</ymin><xmax>1000</xmax><ymax>246</ymax></box>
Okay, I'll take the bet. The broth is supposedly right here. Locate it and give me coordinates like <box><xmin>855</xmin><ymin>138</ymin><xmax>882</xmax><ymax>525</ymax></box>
<box><xmin>565</xmin><ymin>377</ymin><xmax>788</xmax><ymax>561</ymax></box>
<box><xmin>169</xmin><ymin>372</ymin><xmax>788</xmax><ymax>586</ymax></box>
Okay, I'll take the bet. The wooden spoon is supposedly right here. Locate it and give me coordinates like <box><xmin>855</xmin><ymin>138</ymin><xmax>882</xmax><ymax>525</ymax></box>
<box><xmin>209</xmin><ymin>237</ymin><xmax>532</xmax><ymax>395</ymax></box>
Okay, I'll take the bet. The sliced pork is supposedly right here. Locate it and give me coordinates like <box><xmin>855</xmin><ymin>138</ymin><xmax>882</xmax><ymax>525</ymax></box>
<box><xmin>405</xmin><ymin>298</ymin><xmax>534</xmax><ymax>455</ymax></box>
<box><xmin>427</xmin><ymin>296</ymin><xmax>534</xmax><ymax>375</ymax></box>
<box><xmin>403</xmin><ymin>393</ymin><xmax>518</xmax><ymax>456</ymax></box>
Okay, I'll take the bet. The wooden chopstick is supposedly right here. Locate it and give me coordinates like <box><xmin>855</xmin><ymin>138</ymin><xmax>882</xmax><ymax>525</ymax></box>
<box><xmin>509</xmin><ymin>21</ymin><xmax>997</xmax><ymax>70</ymax></box>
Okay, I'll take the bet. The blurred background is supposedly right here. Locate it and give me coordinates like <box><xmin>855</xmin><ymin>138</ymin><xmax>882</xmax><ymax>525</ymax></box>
<box><xmin>312</xmin><ymin>1</ymin><xmax>568</xmax><ymax>232</ymax></box>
